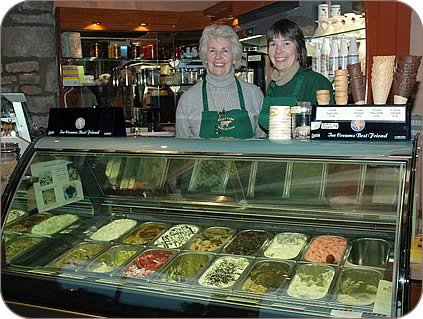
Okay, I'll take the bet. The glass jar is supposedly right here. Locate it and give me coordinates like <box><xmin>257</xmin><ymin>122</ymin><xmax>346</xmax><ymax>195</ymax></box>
<box><xmin>108</xmin><ymin>43</ymin><xmax>121</xmax><ymax>59</ymax></box>
<box><xmin>291</xmin><ymin>101</ymin><xmax>312</xmax><ymax>140</ymax></box>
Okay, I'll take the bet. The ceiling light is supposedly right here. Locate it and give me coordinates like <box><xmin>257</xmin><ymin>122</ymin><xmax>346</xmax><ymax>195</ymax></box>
<box><xmin>239</xmin><ymin>35</ymin><xmax>263</xmax><ymax>42</ymax></box>
<box><xmin>139</xmin><ymin>23</ymin><xmax>147</xmax><ymax>26</ymax></box>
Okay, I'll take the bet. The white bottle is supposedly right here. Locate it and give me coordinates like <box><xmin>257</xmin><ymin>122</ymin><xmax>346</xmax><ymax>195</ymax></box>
<box><xmin>358</xmin><ymin>39</ymin><xmax>366</xmax><ymax>72</ymax></box>
<box><xmin>328</xmin><ymin>38</ymin><xmax>339</xmax><ymax>81</ymax></box>
<box><xmin>347</xmin><ymin>37</ymin><xmax>359</xmax><ymax>65</ymax></box>
<box><xmin>320</xmin><ymin>38</ymin><xmax>331</xmax><ymax>79</ymax></box>
<box><xmin>338</xmin><ymin>38</ymin><xmax>349</xmax><ymax>69</ymax></box>
<box><xmin>312</xmin><ymin>42</ymin><xmax>322</xmax><ymax>73</ymax></box>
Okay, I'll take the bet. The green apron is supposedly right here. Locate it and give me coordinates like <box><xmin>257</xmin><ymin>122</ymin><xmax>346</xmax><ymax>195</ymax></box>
<box><xmin>199</xmin><ymin>78</ymin><xmax>253</xmax><ymax>139</ymax></box>
<box><xmin>258</xmin><ymin>69</ymin><xmax>305</xmax><ymax>132</ymax></box>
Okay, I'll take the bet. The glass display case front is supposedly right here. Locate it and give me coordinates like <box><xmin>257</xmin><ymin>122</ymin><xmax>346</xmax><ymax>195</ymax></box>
<box><xmin>1</xmin><ymin>136</ymin><xmax>419</xmax><ymax>318</ymax></box>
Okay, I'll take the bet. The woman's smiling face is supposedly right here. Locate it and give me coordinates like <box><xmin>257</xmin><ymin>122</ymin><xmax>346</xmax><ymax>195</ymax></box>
<box><xmin>268</xmin><ymin>36</ymin><xmax>298</xmax><ymax>70</ymax></box>
<box><xmin>206</xmin><ymin>36</ymin><xmax>234</xmax><ymax>76</ymax></box>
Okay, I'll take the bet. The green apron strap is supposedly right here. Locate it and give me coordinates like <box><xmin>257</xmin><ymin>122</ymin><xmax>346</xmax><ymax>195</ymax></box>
<box><xmin>235</xmin><ymin>78</ymin><xmax>246</xmax><ymax>111</ymax></box>
<box><xmin>292</xmin><ymin>69</ymin><xmax>305</xmax><ymax>99</ymax></box>
<box><xmin>266</xmin><ymin>81</ymin><xmax>277</xmax><ymax>97</ymax></box>
<box><xmin>202</xmin><ymin>79</ymin><xmax>209</xmax><ymax>111</ymax></box>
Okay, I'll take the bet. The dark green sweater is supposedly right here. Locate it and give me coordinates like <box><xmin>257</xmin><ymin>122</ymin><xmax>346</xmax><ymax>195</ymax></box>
<box><xmin>259</xmin><ymin>68</ymin><xmax>334</xmax><ymax>132</ymax></box>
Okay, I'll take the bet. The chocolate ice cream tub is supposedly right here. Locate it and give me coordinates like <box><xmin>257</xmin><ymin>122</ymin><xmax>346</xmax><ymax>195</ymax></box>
<box><xmin>5</xmin><ymin>213</ymin><xmax>52</xmax><ymax>233</ymax></box>
<box><xmin>188</xmin><ymin>226</ymin><xmax>235</xmax><ymax>252</ymax></box>
<box><xmin>345</xmin><ymin>238</ymin><xmax>390</xmax><ymax>269</ymax></box>
<box><xmin>120</xmin><ymin>222</ymin><xmax>169</xmax><ymax>245</ymax></box>
<box><xmin>46</xmin><ymin>242</ymin><xmax>108</xmax><ymax>271</ymax></box>
<box><xmin>223</xmin><ymin>230</ymin><xmax>272</xmax><ymax>256</ymax></box>
<box><xmin>4</xmin><ymin>235</ymin><xmax>46</xmax><ymax>264</ymax></box>
<box><xmin>156</xmin><ymin>251</ymin><xmax>213</xmax><ymax>285</ymax></box>
<box><xmin>83</xmin><ymin>244</ymin><xmax>141</xmax><ymax>275</ymax></box>
<box><xmin>236</xmin><ymin>259</ymin><xmax>293</xmax><ymax>296</ymax></box>
<box><xmin>332</xmin><ymin>268</ymin><xmax>383</xmax><ymax>306</ymax></box>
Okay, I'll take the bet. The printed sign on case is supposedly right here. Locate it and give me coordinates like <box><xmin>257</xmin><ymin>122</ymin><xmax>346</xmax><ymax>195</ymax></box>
<box><xmin>31</xmin><ymin>160</ymin><xmax>84</xmax><ymax>212</ymax></box>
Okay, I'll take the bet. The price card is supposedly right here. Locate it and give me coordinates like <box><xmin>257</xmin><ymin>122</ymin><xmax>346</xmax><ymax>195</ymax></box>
<box><xmin>373</xmin><ymin>280</ymin><xmax>393</xmax><ymax>316</ymax></box>
<box><xmin>315</xmin><ymin>106</ymin><xmax>406</xmax><ymax>122</ymax></box>
<box><xmin>330</xmin><ymin>309</ymin><xmax>363</xmax><ymax>318</ymax></box>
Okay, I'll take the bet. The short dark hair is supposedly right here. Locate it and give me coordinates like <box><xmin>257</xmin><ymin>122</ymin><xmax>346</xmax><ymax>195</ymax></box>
<box><xmin>267</xmin><ymin>19</ymin><xmax>307</xmax><ymax>67</ymax></box>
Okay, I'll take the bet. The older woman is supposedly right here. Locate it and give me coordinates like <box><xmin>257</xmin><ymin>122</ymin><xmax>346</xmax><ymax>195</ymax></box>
<box><xmin>258</xmin><ymin>19</ymin><xmax>334</xmax><ymax>133</ymax></box>
<box><xmin>176</xmin><ymin>24</ymin><xmax>265</xmax><ymax>138</ymax></box>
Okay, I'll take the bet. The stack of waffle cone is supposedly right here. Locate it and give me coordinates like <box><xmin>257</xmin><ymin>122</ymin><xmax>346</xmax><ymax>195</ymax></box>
<box><xmin>371</xmin><ymin>56</ymin><xmax>395</xmax><ymax>104</ymax></box>
<box><xmin>334</xmin><ymin>69</ymin><xmax>349</xmax><ymax>105</ymax></box>
<box><xmin>392</xmin><ymin>55</ymin><xmax>422</xmax><ymax>104</ymax></box>
<box><xmin>347</xmin><ymin>63</ymin><xmax>366</xmax><ymax>104</ymax></box>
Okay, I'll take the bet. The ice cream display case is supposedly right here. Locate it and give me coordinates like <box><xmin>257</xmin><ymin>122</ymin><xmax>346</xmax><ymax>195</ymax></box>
<box><xmin>1</xmin><ymin>136</ymin><xmax>420</xmax><ymax>318</ymax></box>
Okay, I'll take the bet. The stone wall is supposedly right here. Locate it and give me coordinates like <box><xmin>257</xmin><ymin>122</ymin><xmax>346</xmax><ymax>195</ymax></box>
<box><xmin>1</xmin><ymin>1</ymin><xmax>58</xmax><ymax>130</ymax></box>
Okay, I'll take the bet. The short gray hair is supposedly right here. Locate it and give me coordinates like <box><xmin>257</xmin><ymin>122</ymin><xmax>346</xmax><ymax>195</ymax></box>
<box><xmin>198</xmin><ymin>24</ymin><xmax>242</xmax><ymax>69</ymax></box>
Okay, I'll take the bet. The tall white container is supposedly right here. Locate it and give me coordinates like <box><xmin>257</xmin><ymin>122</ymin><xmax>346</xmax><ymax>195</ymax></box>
<box><xmin>328</xmin><ymin>38</ymin><xmax>339</xmax><ymax>81</ymax></box>
<box><xmin>338</xmin><ymin>38</ymin><xmax>349</xmax><ymax>69</ymax></box>
<box><xmin>312</xmin><ymin>41</ymin><xmax>322</xmax><ymax>73</ymax></box>
<box><xmin>358</xmin><ymin>39</ymin><xmax>366</xmax><ymax>73</ymax></box>
<box><xmin>347</xmin><ymin>37</ymin><xmax>359</xmax><ymax>66</ymax></box>
<box><xmin>320</xmin><ymin>38</ymin><xmax>331</xmax><ymax>79</ymax></box>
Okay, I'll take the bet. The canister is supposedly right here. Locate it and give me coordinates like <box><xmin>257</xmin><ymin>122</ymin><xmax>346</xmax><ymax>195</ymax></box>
<box><xmin>143</xmin><ymin>44</ymin><xmax>157</xmax><ymax>59</ymax></box>
<box><xmin>330</xmin><ymin>4</ymin><xmax>341</xmax><ymax>18</ymax></box>
<box><xmin>109</xmin><ymin>43</ymin><xmax>121</xmax><ymax>59</ymax></box>
<box><xmin>129</xmin><ymin>42</ymin><xmax>142</xmax><ymax>58</ymax></box>
<box><xmin>318</xmin><ymin>4</ymin><xmax>329</xmax><ymax>20</ymax></box>
<box><xmin>291</xmin><ymin>101</ymin><xmax>312</xmax><ymax>140</ymax></box>
<box><xmin>89</xmin><ymin>43</ymin><xmax>102</xmax><ymax>58</ymax></box>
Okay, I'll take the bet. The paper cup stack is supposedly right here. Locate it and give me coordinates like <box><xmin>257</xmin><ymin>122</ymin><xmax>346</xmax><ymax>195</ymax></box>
<box><xmin>371</xmin><ymin>56</ymin><xmax>395</xmax><ymax>104</ymax></box>
<box><xmin>316</xmin><ymin>90</ymin><xmax>330</xmax><ymax>105</ymax></box>
<box><xmin>269</xmin><ymin>105</ymin><xmax>292</xmax><ymax>140</ymax></box>
<box><xmin>347</xmin><ymin>63</ymin><xmax>366</xmax><ymax>104</ymax></box>
<box><xmin>392</xmin><ymin>55</ymin><xmax>422</xmax><ymax>104</ymax></box>
<box><xmin>334</xmin><ymin>69</ymin><xmax>349</xmax><ymax>105</ymax></box>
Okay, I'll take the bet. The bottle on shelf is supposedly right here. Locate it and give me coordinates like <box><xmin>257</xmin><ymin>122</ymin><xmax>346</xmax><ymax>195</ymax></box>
<box><xmin>320</xmin><ymin>38</ymin><xmax>331</xmax><ymax>79</ymax></box>
<box><xmin>358</xmin><ymin>39</ymin><xmax>366</xmax><ymax>73</ymax></box>
<box><xmin>347</xmin><ymin>37</ymin><xmax>359</xmax><ymax>66</ymax></box>
<box><xmin>338</xmin><ymin>38</ymin><xmax>349</xmax><ymax>70</ymax></box>
<box><xmin>312</xmin><ymin>41</ymin><xmax>322</xmax><ymax>74</ymax></box>
<box><xmin>329</xmin><ymin>38</ymin><xmax>339</xmax><ymax>81</ymax></box>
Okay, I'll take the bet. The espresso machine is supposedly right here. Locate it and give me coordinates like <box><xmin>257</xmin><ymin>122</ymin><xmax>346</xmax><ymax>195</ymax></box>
<box><xmin>111</xmin><ymin>61</ymin><xmax>161</xmax><ymax>133</ymax></box>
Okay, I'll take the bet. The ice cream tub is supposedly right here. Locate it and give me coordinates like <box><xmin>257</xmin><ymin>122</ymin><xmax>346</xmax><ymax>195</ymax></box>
<box><xmin>302</xmin><ymin>235</ymin><xmax>348</xmax><ymax>264</ymax></box>
<box><xmin>197</xmin><ymin>255</ymin><xmax>252</xmax><ymax>289</ymax></box>
<box><xmin>188</xmin><ymin>159</ymin><xmax>230</xmax><ymax>194</ymax></box>
<box><xmin>345</xmin><ymin>238</ymin><xmax>390</xmax><ymax>269</ymax></box>
<box><xmin>120</xmin><ymin>222</ymin><xmax>169</xmax><ymax>245</ymax></box>
<box><xmin>4</xmin><ymin>235</ymin><xmax>46</xmax><ymax>264</ymax></box>
<box><xmin>285</xmin><ymin>263</ymin><xmax>337</xmax><ymax>301</ymax></box>
<box><xmin>83</xmin><ymin>244</ymin><xmax>141</xmax><ymax>274</ymax></box>
<box><xmin>5</xmin><ymin>209</ymin><xmax>28</xmax><ymax>225</ymax></box>
<box><xmin>188</xmin><ymin>226</ymin><xmax>235</xmax><ymax>252</ymax></box>
<box><xmin>263</xmin><ymin>232</ymin><xmax>309</xmax><ymax>260</ymax></box>
<box><xmin>31</xmin><ymin>213</ymin><xmax>80</xmax><ymax>236</ymax></box>
<box><xmin>121</xmin><ymin>248</ymin><xmax>175</xmax><ymax>280</ymax></box>
<box><xmin>236</xmin><ymin>259</ymin><xmax>293</xmax><ymax>295</ymax></box>
<box><xmin>333</xmin><ymin>268</ymin><xmax>383</xmax><ymax>306</ymax></box>
<box><xmin>5</xmin><ymin>213</ymin><xmax>52</xmax><ymax>233</ymax></box>
<box><xmin>47</xmin><ymin>242</ymin><xmax>108</xmax><ymax>271</ymax></box>
<box><xmin>223</xmin><ymin>230</ymin><xmax>273</xmax><ymax>256</ymax></box>
<box><xmin>89</xmin><ymin>218</ymin><xmax>138</xmax><ymax>242</ymax></box>
<box><xmin>153</xmin><ymin>224</ymin><xmax>200</xmax><ymax>249</ymax></box>
<box><xmin>156</xmin><ymin>251</ymin><xmax>213</xmax><ymax>285</ymax></box>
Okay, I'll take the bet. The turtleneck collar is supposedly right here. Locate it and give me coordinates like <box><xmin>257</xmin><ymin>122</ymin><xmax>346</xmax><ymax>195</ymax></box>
<box><xmin>271</xmin><ymin>61</ymin><xmax>301</xmax><ymax>86</ymax></box>
<box><xmin>206</xmin><ymin>68</ymin><xmax>235</xmax><ymax>88</ymax></box>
